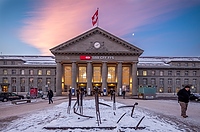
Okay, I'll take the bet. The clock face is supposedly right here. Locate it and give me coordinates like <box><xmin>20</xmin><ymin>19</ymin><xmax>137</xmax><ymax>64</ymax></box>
<box><xmin>94</xmin><ymin>42</ymin><xmax>101</xmax><ymax>49</ymax></box>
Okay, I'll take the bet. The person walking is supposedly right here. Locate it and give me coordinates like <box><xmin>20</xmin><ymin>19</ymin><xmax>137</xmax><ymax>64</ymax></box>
<box><xmin>177</xmin><ymin>85</ymin><xmax>191</xmax><ymax>118</ymax></box>
<box><xmin>47</xmin><ymin>88</ymin><xmax>54</xmax><ymax>104</ymax></box>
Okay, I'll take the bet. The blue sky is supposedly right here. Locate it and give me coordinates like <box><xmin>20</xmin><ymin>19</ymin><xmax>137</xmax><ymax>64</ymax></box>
<box><xmin>0</xmin><ymin>0</ymin><xmax>200</xmax><ymax>56</ymax></box>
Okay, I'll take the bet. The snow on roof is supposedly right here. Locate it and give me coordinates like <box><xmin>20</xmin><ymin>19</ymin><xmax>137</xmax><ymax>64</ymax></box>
<box><xmin>0</xmin><ymin>55</ymin><xmax>56</xmax><ymax>65</ymax></box>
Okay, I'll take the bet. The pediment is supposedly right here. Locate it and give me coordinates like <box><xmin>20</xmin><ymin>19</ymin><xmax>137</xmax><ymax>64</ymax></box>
<box><xmin>50</xmin><ymin>27</ymin><xmax>143</xmax><ymax>56</ymax></box>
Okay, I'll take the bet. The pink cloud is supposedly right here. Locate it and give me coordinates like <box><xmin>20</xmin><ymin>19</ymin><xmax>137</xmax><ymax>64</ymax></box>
<box><xmin>19</xmin><ymin>0</ymin><xmax>198</xmax><ymax>55</ymax></box>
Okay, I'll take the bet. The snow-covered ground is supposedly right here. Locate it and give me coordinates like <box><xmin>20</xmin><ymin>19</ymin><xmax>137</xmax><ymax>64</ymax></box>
<box><xmin>2</xmin><ymin>99</ymin><xmax>184</xmax><ymax>132</ymax></box>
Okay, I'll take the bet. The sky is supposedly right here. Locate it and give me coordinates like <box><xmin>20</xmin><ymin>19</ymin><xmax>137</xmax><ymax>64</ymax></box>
<box><xmin>0</xmin><ymin>0</ymin><xmax>200</xmax><ymax>57</ymax></box>
<box><xmin>2</xmin><ymin>99</ymin><xmax>183</xmax><ymax>132</ymax></box>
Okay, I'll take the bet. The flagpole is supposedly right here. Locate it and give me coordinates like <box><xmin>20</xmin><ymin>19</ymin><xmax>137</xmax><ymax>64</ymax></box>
<box><xmin>97</xmin><ymin>8</ymin><xmax>99</xmax><ymax>27</ymax></box>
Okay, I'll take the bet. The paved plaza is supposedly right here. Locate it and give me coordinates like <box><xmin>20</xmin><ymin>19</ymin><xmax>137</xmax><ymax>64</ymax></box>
<box><xmin>0</xmin><ymin>96</ymin><xmax>200</xmax><ymax>131</ymax></box>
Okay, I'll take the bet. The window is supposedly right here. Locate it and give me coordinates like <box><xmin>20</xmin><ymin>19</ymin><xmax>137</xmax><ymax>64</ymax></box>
<box><xmin>20</xmin><ymin>86</ymin><xmax>25</xmax><ymax>92</ymax></box>
<box><xmin>107</xmin><ymin>67</ymin><xmax>116</xmax><ymax>82</ymax></box>
<box><xmin>151</xmin><ymin>78</ymin><xmax>156</xmax><ymax>85</ymax></box>
<box><xmin>21</xmin><ymin>69</ymin><xmax>25</xmax><ymax>75</ymax></box>
<box><xmin>122</xmin><ymin>67</ymin><xmax>130</xmax><ymax>85</ymax></box>
<box><xmin>193</xmin><ymin>71</ymin><xmax>197</xmax><ymax>76</ymax></box>
<box><xmin>79</xmin><ymin>67</ymin><xmax>87</xmax><ymax>82</ymax></box>
<box><xmin>160</xmin><ymin>71</ymin><xmax>164</xmax><ymax>76</ymax></box>
<box><xmin>93</xmin><ymin>67</ymin><xmax>101</xmax><ymax>83</ymax></box>
<box><xmin>64</xmin><ymin>66</ymin><xmax>72</xmax><ymax>86</ymax></box>
<box><xmin>11</xmin><ymin>61</ymin><xmax>15</xmax><ymax>65</ymax></box>
<box><xmin>168</xmin><ymin>87</ymin><xmax>172</xmax><ymax>93</ymax></box>
<box><xmin>185</xmin><ymin>63</ymin><xmax>188</xmax><ymax>66</ymax></box>
<box><xmin>20</xmin><ymin>77</ymin><xmax>25</xmax><ymax>84</ymax></box>
<box><xmin>168</xmin><ymin>71</ymin><xmax>172</xmax><ymax>76</ymax></box>
<box><xmin>3</xmin><ymin>61</ymin><xmax>7</xmax><ymax>65</ymax></box>
<box><xmin>177</xmin><ymin>63</ymin><xmax>180</xmax><ymax>66</ymax></box>
<box><xmin>29</xmin><ymin>70</ymin><xmax>34</xmax><ymax>75</ymax></box>
<box><xmin>12</xmin><ymin>70</ymin><xmax>16</xmax><ymax>75</ymax></box>
<box><xmin>37</xmin><ymin>78</ymin><xmax>42</xmax><ymax>84</ymax></box>
<box><xmin>192</xmin><ymin>79</ymin><xmax>197</xmax><ymax>86</ymax></box>
<box><xmin>46</xmin><ymin>78</ymin><xmax>51</xmax><ymax>84</ymax></box>
<box><xmin>192</xmin><ymin>63</ymin><xmax>195</xmax><ymax>67</ymax></box>
<box><xmin>143</xmin><ymin>70</ymin><xmax>147</xmax><ymax>76</ymax></box>
<box><xmin>176</xmin><ymin>79</ymin><xmax>181</xmax><ymax>85</ymax></box>
<box><xmin>176</xmin><ymin>71</ymin><xmax>180</xmax><ymax>76</ymax></box>
<box><xmin>143</xmin><ymin>78</ymin><xmax>147</xmax><ymax>85</ymax></box>
<box><xmin>3</xmin><ymin>77</ymin><xmax>8</xmax><ymax>83</ymax></box>
<box><xmin>12</xmin><ymin>86</ymin><xmax>16</xmax><ymax>92</ymax></box>
<box><xmin>159</xmin><ymin>78</ymin><xmax>164</xmax><ymax>85</ymax></box>
<box><xmin>29</xmin><ymin>77</ymin><xmax>34</xmax><ymax>84</ymax></box>
<box><xmin>38</xmin><ymin>70</ymin><xmax>42</xmax><ymax>75</ymax></box>
<box><xmin>151</xmin><ymin>70</ymin><xmax>155</xmax><ymax>76</ymax></box>
<box><xmin>185</xmin><ymin>71</ymin><xmax>188</xmax><ymax>76</ymax></box>
<box><xmin>46</xmin><ymin>70</ymin><xmax>51</xmax><ymax>75</ymax></box>
<box><xmin>168</xmin><ymin>78</ymin><xmax>172</xmax><ymax>85</ymax></box>
<box><xmin>11</xmin><ymin>77</ymin><xmax>16</xmax><ymax>84</ymax></box>
<box><xmin>3</xmin><ymin>69</ymin><xmax>8</xmax><ymax>75</ymax></box>
<box><xmin>184</xmin><ymin>79</ymin><xmax>189</xmax><ymax>85</ymax></box>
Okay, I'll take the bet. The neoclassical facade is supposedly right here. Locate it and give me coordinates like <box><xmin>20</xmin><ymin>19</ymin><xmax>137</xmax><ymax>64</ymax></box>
<box><xmin>50</xmin><ymin>27</ymin><xmax>143</xmax><ymax>96</ymax></box>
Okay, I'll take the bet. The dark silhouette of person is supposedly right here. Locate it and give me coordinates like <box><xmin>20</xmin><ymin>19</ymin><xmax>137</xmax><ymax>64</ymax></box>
<box><xmin>177</xmin><ymin>85</ymin><xmax>191</xmax><ymax>118</ymax></box>
<box><xmin>47</xmin><ymin>88</ymin><xmax>54</xmax><ymax>104</ymax></box>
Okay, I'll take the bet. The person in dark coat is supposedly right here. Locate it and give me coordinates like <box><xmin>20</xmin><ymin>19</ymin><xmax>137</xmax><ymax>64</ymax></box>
<box><xmin>47</xmin><ymin>88</ymin><xmax>54</xmax><ymax>104</ymax></box>
<box><xmin>177</xmin><ymin>85</ymin><xmax>191</xmax><ymax>118</ymax></box>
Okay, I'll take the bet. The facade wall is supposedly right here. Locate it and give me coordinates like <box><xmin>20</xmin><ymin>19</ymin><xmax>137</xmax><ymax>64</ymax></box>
<box><xmin>0</xmin><ymin>58</ymin><xmax>56</xmax><ymax>95</ymax></box>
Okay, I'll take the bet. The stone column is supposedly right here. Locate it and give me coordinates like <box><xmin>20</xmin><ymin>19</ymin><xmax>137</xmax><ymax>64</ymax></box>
<box><xmin>87</xmin><ymin>62</ymin><xmax>92</xmax><ymax>95</ymax></box>
<box><xmin>56</xmin><ymin>61</ymin><xmax>62</xmax><ymax>96</ymax></box>
<box><xmin>102</xmin><ymin>61</ymin><xmax>107</xmax><ymax>95</ymax></box>
<box><xmin>72</xmin><ymin>62</ymin><xmax>77</xmax><ymax>90</ymax></box>
<box><xmin>132</xmin><ymin>62</ymin><xmax>138</xmax><ymax>95</ymax></box>
<box><xmin>117</xmin><ymin>62</ymin><xmax>122</xmax><ymax>95</ymax></box>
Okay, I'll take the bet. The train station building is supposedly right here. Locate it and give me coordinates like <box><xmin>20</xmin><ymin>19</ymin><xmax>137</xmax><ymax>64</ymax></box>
<box><xmin>50</xmin><ymin>27</ymin><xmax>143</xmax><ymax>96</ymax></box>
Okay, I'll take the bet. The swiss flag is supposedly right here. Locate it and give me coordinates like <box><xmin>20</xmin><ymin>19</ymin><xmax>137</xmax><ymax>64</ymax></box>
<box><xmin>92</xmin><ymin>9</ymin><xmax>98</xmax><ymax>26</ymax></box>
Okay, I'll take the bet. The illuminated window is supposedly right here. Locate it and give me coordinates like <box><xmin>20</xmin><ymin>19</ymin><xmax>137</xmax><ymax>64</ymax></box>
<box><xmin>46</xmin><ymin>78</ymin><xmax>51</xmax><ymax>84</ymax></box>
<box><xmin>79</xmin><ymin>66</ymin><xmax>87</xmax><ymax>82</ymax></box>
<box><xmin>38</xmin><ymin>70</ymin><xmax>42</xmax><ymax>75</ymax></box>
<box><xmin>159</xmin><ymin>71</ymin><xmax>164</xmax><ymax>76</ymax></box>
<box><xmin>29</xmin><ymin>70</ymin><xmax>34</xmax><ymax>75</ymax></box>
<box><xmin>122</xmin><ymin>67</ymin><xmax>130</xmax><ymax>85</ymax></box>
<box><xmin>29</xmin><ymin>77</ymin><xmax>34</xmax><ymax>84</ymax></box>
<box><xmin>46</xmin><ymin>70</ymin><xmax>51</xmax><ymax>75</ymax></box>
<box><xmin>143</xmin><ymin>71</ymin><xmax>147</xmax><ymax>76</ymax></box>
<box><xmin>21</xmin><ymin>69</ymin><xmax>25</xmax><ymax>75</ymax></box>
<box><xmin>93</xmin><ymin>67</ymin><xmax>101</xmax><ymax>83</ymax></box>
<box><xmin>3</xmin><ymin>77</ymin><xmax>8</xmax><ymax>83</ymax></box>
<box><xmin>65</xmin><ymin>66</ymin><xmax>72</xmax><ymax>85</ymax></box>
<box><xmin>151</xmin><ymin>70</ymin><xmax>155</xmax><ymax>76</ymax></box>
<box><xmin>37</xmin><ymin>78</ymin><xmax>42</xmax><ymax>83</ymax></box>
<box><xmin>3</xmin><ymin>69</ymin><xmax>7</xmax><ymax>75</ymax></box>
<box><xmin>107</xmin><ymin>67</ymin><xmax>116</xmax><ymax>82</ymax></box>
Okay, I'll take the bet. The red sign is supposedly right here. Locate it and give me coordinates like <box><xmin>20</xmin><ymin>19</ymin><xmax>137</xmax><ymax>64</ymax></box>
<box><xmin>80</xmin><ymin>56</ymin><xmax>92</xmax><ymax>60</ymax></box>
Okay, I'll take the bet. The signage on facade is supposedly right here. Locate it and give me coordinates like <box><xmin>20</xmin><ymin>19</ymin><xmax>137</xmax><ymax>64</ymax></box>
<box><xmin>80</xmin><ymin>56</ymin><xmax>114</xmax><ymax>60</ymax></box>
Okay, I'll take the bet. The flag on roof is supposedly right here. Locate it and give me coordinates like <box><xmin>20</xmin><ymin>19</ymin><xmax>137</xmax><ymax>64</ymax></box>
<box><xmin>92</xmin><ymin>9</ymin><xmax>98</xmax><ymax>26</ymax></box>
